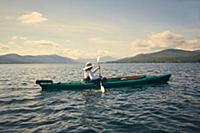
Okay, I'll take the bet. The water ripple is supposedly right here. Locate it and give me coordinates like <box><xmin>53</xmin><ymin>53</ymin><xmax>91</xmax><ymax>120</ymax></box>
<box><xmin>0</xmin><ymin>63</ymin><xmax>200</xmax><ymax>132</ymax></box>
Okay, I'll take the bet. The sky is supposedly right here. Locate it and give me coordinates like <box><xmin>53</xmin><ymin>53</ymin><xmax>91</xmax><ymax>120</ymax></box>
<box><xmin>0</xmin><ymin>0</ymin><xmax>200</xmax><ymax>59</ymax></box>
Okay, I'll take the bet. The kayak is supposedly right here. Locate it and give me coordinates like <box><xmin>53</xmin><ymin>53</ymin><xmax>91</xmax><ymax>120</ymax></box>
<box><xmin>36</xmin><ymin>74</ymin><xmax>171</xmax><ymax>91</ymax></box>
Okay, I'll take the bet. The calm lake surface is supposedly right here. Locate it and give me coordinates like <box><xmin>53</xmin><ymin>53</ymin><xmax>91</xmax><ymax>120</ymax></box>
<box><xmin>0</xmin><ymin>63</ymin><xmax>200</xmax><ymax>133</ymax></box>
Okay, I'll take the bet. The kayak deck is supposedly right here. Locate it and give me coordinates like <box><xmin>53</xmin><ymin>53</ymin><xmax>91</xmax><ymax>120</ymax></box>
<box><xmin>36</xmin><ymin>74</ymin><xmax>171</xmax><ymax>91</ymax></box>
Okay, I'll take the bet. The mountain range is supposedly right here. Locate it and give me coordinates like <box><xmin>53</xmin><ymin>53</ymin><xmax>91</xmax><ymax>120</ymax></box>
<box><xmin>0</xmin><ymin>54</ymin><xmax>115</xmax><ymax>64</ymax></box>
<box><xmin>112</xmin><ymin>49</ymin><xmax>200</xmax><ymax>63</ymax></box>
<box><xmin>0</xmin><ymin>49</ymin><xmax>200</xmax><ymax>64</ymax></box>
<box><xmin>0</xmin><ymin>54</ymin><xmax>76</xmax><ymax>64</ymax></box>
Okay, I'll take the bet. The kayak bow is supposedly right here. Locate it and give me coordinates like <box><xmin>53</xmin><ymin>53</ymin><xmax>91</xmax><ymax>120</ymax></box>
<box><xmin>36</xmin><ymin>74</ymin><xmax>171</xmax><ymax>91</ymax></box>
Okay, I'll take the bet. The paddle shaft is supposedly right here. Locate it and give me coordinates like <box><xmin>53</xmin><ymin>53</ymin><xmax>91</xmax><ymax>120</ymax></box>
<box><xmin>98</xmin><ymin>63</ymin><xmax>101</xmax><ymax>77</ymax></box>
<box><xmin>97</xmin><ymin>57</ymin><xmax>105</xmax><ymax>93</ymax></box>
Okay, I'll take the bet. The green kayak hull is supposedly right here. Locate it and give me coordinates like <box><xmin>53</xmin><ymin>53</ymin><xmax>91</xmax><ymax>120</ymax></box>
<box><xmin>37</xmin><ymin>74</ymin><xmax>171</xmax><ymax>91</ymax></box>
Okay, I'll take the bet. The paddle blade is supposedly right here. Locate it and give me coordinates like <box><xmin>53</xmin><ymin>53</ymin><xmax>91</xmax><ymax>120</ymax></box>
<box><xmin>100</xmin><ymin>83</ymin><xmax>105</xmax><ymax>93</ymax></box>
<box><xmin>97</xmin><ymin>56</ymin><xmax>100</xmax><ymax>63</ymax></box>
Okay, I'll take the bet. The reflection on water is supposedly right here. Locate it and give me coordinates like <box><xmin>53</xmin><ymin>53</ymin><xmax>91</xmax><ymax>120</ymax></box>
<box><xmin>0</xmin><ymin>63</ymin><xmax>200</xmax><ymax>132</ymax></box>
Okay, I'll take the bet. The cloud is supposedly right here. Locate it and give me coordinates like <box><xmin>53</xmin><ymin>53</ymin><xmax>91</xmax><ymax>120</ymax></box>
<box><xmin>130</xmin><ymin>31</ymin><xmax>200</xmax><ymax>54</ymax></box>
<box><xmin>24</xmin><ymin>40</ymin><xmax>59</xmax><ymax>47</ymax></box>
<box><xmin>0</xmin><ymin>43</ymin><xmax>8</xmax><ymax>49</ymax></box>
<box><xmin>88</xmin><ymin>37</ymin><xmax>122</xmax><ymax>44</ymax></box>
<box><xmin>60</xmin><ymin>48</ymin><xmax>88</xmax><ymax>59</ymax></box>
<box><xmin>60</xmin><ymin>48</ymin><xmax>113</xmax><ymax>59</ymax></box>
<box><xmin>82</xmin><ymin>50</ymin><xmax>113</xmax><ymax>58</ymax></box>
<box><xmin>184</xmin><ymin>35</ymin><xmax>200</xmax><ymax>49</ymax></box>
<box><xmin>18</xmin><ymin>12</ymin><xmax>48</xmax><ymax>24</ymax></box>
<box><xmin>2</xmin><ymin>31</ymin><xmax>199</xmax><ymax>58</ymax></box>
<box><xmin>7</xmin><ymin>37</ymin><xmax>62</xmax><ymax>55</ymax></box>
<box><xmin>96</xmin><ymin>50</ymin><xmax>111</xmax><ymax>56</ymax></box>
<box><xmin>4</xmin><ymin>16</ymin><xmax>13</xmax><ymax>20</ymax></box>
<box><xmin>65</xmin><ymin>40</ymin><xmax>71</xmax><ymax>43</ymax></box>
<box><xmin>148</xmin><ymin>31</ymin><xmax>185</xmax><ymax>48</ymax></box>
<box><xmin>3</xmin><ymin>36</ymin><xmax>113</xmax><ymax>59</ymax></box>
<box><xmin>12</xmin><ymin>36</ymin><xmax>27</xmax><ymax>40</ymax></box>
<box><xmin>0</xmin><ymin>42</ymin><xmax>9</xmax><ymax>53</ymax></box>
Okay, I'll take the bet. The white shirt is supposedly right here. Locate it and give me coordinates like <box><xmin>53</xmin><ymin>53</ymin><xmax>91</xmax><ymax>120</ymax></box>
<box><xmin>84</xmin><ymin>70</ymin><xmax>100</xmax><ymax>80</ymax></box>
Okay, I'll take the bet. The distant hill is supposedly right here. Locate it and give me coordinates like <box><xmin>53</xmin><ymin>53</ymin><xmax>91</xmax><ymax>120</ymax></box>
<box><xmin>0</xmin><ymin>54</ymin><xmax>76</xmax><ymax>64</ymax></box>
<box><xmin>112</xmin><ymin>49</ymin><xmax>200</xmax><ymax>63</ymax></box>
<box><xmin>76</xmin><ymin>56</ymin><xmax>116</xmax><ymax>63</ymax></box>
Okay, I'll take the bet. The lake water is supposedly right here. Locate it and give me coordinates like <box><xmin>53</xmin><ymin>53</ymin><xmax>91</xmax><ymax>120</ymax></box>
<box><xmin>0</xmin><ymin>63</ymin><xmax>200</xmax><ymax>133</ymax></box>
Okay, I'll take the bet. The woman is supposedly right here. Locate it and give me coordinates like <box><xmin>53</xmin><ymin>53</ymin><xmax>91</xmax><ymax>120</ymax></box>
<box><xmin>83</xmin><ymin>62</ymin><xmax>100</xmax><ymax>81</ymax></box>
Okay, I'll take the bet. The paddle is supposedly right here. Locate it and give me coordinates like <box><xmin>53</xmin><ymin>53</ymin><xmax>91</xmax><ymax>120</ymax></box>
<box><xmin>97</xmin><ymin>56</ymin><xmax>105</xmax><ymax>93</ymax></box>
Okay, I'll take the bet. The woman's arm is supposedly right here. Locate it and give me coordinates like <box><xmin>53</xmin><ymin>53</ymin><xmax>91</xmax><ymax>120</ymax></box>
<box><xmin>92</xmin><ymin>66</ymin><xmax>100</xmax><ymax>73</ymax></box>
